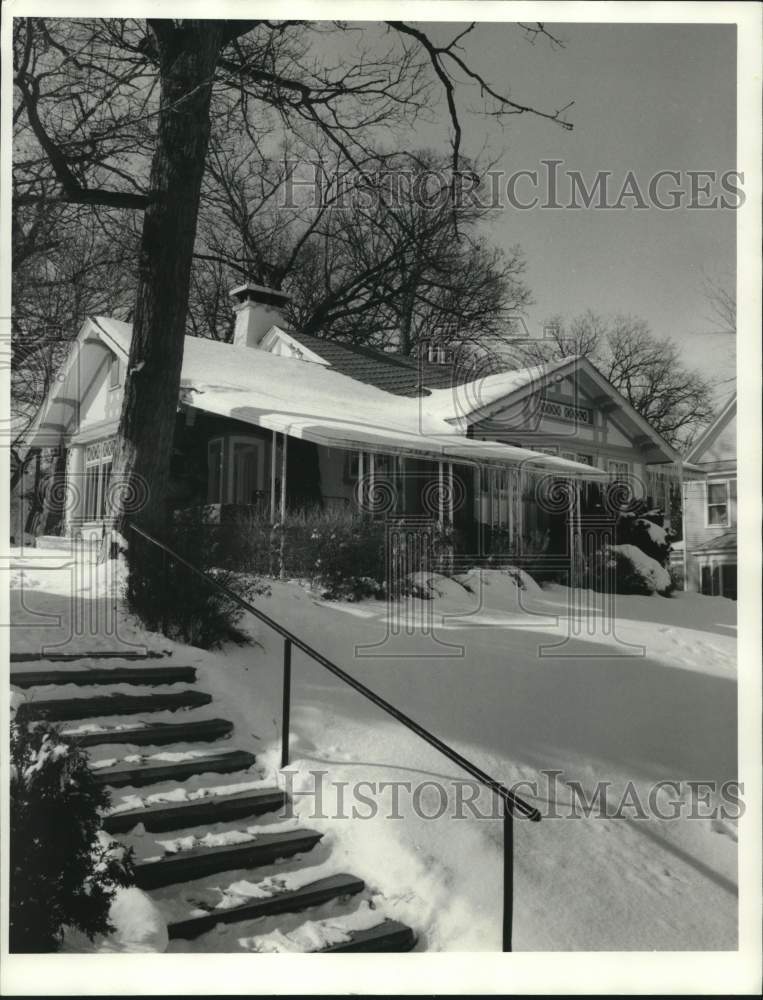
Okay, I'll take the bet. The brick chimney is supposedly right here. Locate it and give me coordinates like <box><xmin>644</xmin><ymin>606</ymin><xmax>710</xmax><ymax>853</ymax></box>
<box><xmin>230</xmin><ymin>283</ymin><xmax>291</xmax><ymax>348</ymax></box>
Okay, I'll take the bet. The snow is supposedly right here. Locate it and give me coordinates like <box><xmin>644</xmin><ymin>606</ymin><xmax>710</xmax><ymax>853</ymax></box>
<box><xmin>60</xmin><ymin>887</ymin><xmax>168</xmax><ymax>953</ymax></box>
<box><xmin>154</xmin><ymin>818</ymin><xmax>302</xmax><ymax>857</ymax></box>
<box><xmin>610</xmin><ymin>543</ymin><xmax>673</xmax><ymax>593</ymax></box>
<box><xmin>237</xmin><ymin>900</ymin><xmax>384</xmax><ymax>952</ymax></box>
<box><xmin>8</xmin><ymin>548</ymin><xmax>738</xmax><ymax>953</ymax></box>
<box><xmin>80</xmin><ymin>318</ymin><xmax>603</xmax><ymax>479</ymax></box>
<box><xmin>637</xmin><ymin>519</ymin><xmax>669</xmax><ymax>546</ymax></box>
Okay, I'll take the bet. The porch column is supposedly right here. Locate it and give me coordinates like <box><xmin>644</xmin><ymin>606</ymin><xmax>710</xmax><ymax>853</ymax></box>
<box><xmin>358</xmin><ymin>449</ymin><xmax>364</xmax><ymax>510</ymax></box>
<box><xmin>438</xmin><ymin>461</ymin><xmax>444</xmax><ymax>525</ymax></box>
<box><xmin>280</xmin><ymin>433</ymin><xmax>288</xmax><ymax>521</ymax></box>
<box><xmin>368</xmin><ymin>452</ymin><xmax>375</xmax><ymax>512</ymax></box>
<box><xmin>279</xmin><ymin>433</ymin><xmax>288</xmax><ymax>580</ymax></box>
<box><xmin>447</xmin><ymin>463</ymin><xmax>454</xmax><ymax>526</ymax></box>
<box><xmin>270</xmin><ymin>430</ymin><xmax>277</xmax><ymax>520</ymax></box>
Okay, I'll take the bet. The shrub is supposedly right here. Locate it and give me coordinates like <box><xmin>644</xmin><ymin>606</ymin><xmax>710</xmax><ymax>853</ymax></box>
<box><xmin>280</xmin><ymin>506</ymin><xmax>387</xmax><ymax>600</ymax></box>
<box><xmin>10</xmin><ymin>720</ymin><xmax>134</xmax><ymax>952</ymax></box>
<box><xmin>127</xmin><ymin>519</ymin><xmax>269</xmax><ymax>648</ymax></box>
<box><xmin>588</xmin><ymin>543</ymin><xmax>673</xmax><ymax>596</ymax></box>
<box><xmin>616</xmin><ymin>507</ymin><xmax>672</xmax><ymax>567</ymax></box>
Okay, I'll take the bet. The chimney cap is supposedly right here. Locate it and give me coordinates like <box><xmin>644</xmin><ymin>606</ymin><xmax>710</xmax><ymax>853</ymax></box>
<box><xmin>229</xmin><ymin>283</ymin><xmax>291</xmax><ymax>307</ymax></box>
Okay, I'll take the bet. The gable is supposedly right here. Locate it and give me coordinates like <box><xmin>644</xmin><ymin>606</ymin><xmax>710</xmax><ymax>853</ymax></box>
<box><xmin>465</xmin><ymin>357</ymin><xmax>678</xmax><ymax>464</ymax></box>
<box><xmin>687</xmin><ymin>397</ymin><xmax>737</xmax><ymax>466</ymax></box>
<box><xmin>260</xmin><ymin>327</ymin><xmax>330</xmax><ymax>365</ymax></box>
<box><xmin>77</xmin><ymin>345</ymin><xmax>123</xmax><ymax>431</ymax></box>
<box><xmin>25</xmin><ymin>318</ymin><xmax>129</xmax><ymax>448</ymax></box>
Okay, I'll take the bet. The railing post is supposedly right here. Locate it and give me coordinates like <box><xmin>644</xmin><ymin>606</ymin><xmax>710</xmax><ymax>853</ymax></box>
<box><xmin>502</xmin><ymin>801</ymin><xmax>514</xmax><ymax>952</ymax></box>
<box><xmin>281</xmin><ymin>637</ymin><xmax>292</xmax><ymax>768</ymax></box>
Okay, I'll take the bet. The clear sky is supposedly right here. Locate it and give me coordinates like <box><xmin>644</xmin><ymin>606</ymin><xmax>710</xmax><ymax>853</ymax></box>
<box><xmin>388</xmin><ymin>21</ymin><xmax>738</xmax><ymax>389</ymax></box>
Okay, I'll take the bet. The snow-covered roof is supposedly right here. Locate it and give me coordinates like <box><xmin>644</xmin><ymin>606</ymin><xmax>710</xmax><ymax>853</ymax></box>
<box><xmin>28</xmin><ymin>316</ymin><xmax>605</xmax><ymax>479</ymax></box>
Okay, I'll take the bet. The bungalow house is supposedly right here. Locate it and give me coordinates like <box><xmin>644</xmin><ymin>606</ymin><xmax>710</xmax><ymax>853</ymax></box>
<box><xmin>681</xmin><ymin>393</ymin><xmax>737</xmax><ymax>599</ymax></box>
<box><xmin>23</xmin><ymin>285</ymin><xmax>683</xmax><ymax>570</ymax></box>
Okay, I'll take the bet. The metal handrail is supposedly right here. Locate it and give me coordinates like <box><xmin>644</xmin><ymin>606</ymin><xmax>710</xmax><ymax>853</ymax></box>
<box><xmin>128</xmin><ymin>522</ymin><xmax>541</xmax><ymax>950</ymax></box>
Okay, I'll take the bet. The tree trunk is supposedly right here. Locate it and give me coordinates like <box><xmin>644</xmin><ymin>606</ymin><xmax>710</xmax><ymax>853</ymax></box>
<box><xmin>110</xmin><ymin>24</ymin><xmax>226</xmax><ymax>543</ymax></box>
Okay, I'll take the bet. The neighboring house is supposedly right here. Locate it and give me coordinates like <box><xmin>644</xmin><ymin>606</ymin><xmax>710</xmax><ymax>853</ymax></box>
<box><xmin>23</xmin><ymin>284</ymin><xmax>682</xmax><ymax>566</ymax></box>
<box><xmin>682</xmin><ymin>393</ymin><xmax>737</xmax><ymax>599</ymax></box>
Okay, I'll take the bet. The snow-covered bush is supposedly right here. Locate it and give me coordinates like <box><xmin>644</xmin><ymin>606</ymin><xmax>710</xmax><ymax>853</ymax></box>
<box><xmin>10</xmin><ymin>720</ymin><xmax>134</xmax><ymax>952</ymax></box>
<box><xmin>589</xmin><ymin>543</ymin><xmax>673</xmax><ymax>596</ymax></box>
<box><xmin>616</xmin><ymin>508</ymin><xmax>672</xmax><ymax>567</ymax></box>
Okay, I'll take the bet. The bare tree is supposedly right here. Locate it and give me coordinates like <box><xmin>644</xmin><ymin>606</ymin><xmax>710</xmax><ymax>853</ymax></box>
<box><xmin>190</xmin><ymin>145</ymin><xmax>532</xmax><ymax>355</ymax></box>
<box><xmin>13</xmin><ymin>17</ymin><xmax>572</xmax><ymax>539</ymax></box>
<box><xmin>515</xmin><ymin>311</ymin><xmax>716</xmax><ymax>449</ymax></box>
<box><xmin>702</xmin><ymin>272</ymin><xmax>736</xmax><ymax>336</ymax></box>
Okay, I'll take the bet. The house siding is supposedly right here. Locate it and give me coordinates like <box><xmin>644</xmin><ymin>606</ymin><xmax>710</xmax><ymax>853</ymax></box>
<box><xmin>683</xmin><ymin>404</ymin><xmax>737</xmax><ymax>595</ymax></box>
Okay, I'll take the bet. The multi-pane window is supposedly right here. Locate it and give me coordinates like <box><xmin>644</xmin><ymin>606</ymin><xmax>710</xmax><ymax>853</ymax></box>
<box><xmin>207</xmin><ymin>438</ymin><xmax>224</xmax><ymax>503</ymax></box>
<box><xmin>83</xmin><ymin>437</ymin><xmax>115</xmax><ymax>520</ymax></box>
<box><xmin>608</xmin><ymin>460</ymin><xmax>629</xmax><ymax>480</ymax></box>
<box><xmin>707</xmin><ymin>480</ymin><xmax>732</xmax><ymax>527</ymax></box>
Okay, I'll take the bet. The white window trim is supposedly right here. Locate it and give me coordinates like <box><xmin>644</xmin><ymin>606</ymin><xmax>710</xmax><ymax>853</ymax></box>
<box><xmin>83</xmin><ymin>436</ymin><xmax>116</xmax><ymax>521</ymax></box>
<box><xmin>109</xmin><ymin>354</ymin><xmax>121</xmax><ymax>389</ymax></box>
<box><xmin>705</xmin><ymin>478</ymin><xmax>731</xmax><ymax>529</ymax></box>
<box><xmin>607</xmin><ymin>459</ymin><xmax>631</xmax><ymax>479</ymax></box>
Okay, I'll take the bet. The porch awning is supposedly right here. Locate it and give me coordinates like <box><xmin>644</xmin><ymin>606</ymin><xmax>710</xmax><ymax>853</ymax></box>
<box><xmin>186</xmin><ymin>400</ymin><xmax>607</xmax><ymax>480</ymax></box>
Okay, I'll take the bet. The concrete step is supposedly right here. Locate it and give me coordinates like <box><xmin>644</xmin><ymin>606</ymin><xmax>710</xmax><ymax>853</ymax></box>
<box><xmin>16</xmin><ymin>689</ymin><xmax>212</xmax><ymax>723</ymax></box>
<box><xmin>66</xmin><ymin>717</ymin><xmax>234</xmax><ymax>749</ymax></box>
<box><xmin>11</xmin><ymin>650</ymin><xmax>168</xmax><ymax>662</ymax></box>
<box><xmin>168</xmin><ymin>873</ymin><xmax>365</xmax><ymax>940</ymax></box>
<box><xmin>91</xmin><ymin>749</ymin><xmax>257</xmax><ymax>789</ymax></box>
<box><xmin>103</xmin><ymin>785</ymin><xmax>286</xmax><ymax>833</ymax></box>
<box><xmin>326</xmin><ymin>919</ymin><xmax>416</xmax><ymax>952</ymax></box>
<box><xmin>11</xmin><ymin>666</ymin><xmax>196</xmax><ymax>689</ymax></box>
<box><xmin>134</xmin><ymin>828</ymin><xmax>323</xmax><ymax>890</ymax></box>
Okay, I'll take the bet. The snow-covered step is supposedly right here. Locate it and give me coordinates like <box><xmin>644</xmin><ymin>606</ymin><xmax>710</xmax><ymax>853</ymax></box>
<box><xmin>134</xmin><ymin>829</ymin><xmax>323</xmax><ymax>890</ymax></box>
<box><xmin>168</xmin><ymin>873</ymin><xmax>365</xmax><ymax>940</ymax></box>
<box><xmin>226</xmin><ymin>902</ymin><xmax>416</xmax><ymax>953</ymax></box>
<box><xmin>11</xmin><ymin>650</ymin><xmax>168</xmax><ymax>662</ymax></box>
<box><xmin>325</xmin><ymin>920</ymin><xmax>416</xmax><ymax>952</ymax></box>
<box><xmin>15</xmin><ymin>689</ymin><xmax>212</xmax><ymax>723</ymax></box>
<box><xmin>11</xmin><ymin>665</ymin><xmax>196</xmax><ymax>689</ymax></box>
<box><xmin>90</xmin><ymin>749</ymin><xmax>256</xmax><ymax>789</ymax></box>
<box><xmin>65</xmin><ymin>717</ymin><xmax>234</xmax><ymax>749</ymax></box>
<box><xmin>103</xmin><ymin>785</ymin><xmax>286</xmax><ymax>834</ymax></box>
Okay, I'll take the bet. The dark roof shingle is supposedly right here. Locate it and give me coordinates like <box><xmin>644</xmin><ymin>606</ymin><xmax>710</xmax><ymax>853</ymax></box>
<box><xmin>285</xmin><ymin>331</ymin><xmax>479</xmax><ymax>397</ymax></box>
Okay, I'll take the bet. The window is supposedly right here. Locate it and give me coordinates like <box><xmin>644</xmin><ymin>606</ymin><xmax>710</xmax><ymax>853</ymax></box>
<box><xmin>83</xmin><ymin>437</ymin><xmax>115</xmax><ymax>521</ymax></box>
<box><xmin>109</xmin><ymin>354</ymin><xmax>121</xmax><ymax>389</ymax></box>
<box><xmin>706</xmin><ymin>481</ymin><xmax>730</xmax><ymax>527</ymax></box>
<box><xmin>608</xmin><ymin>460</ymin><xmax>630</xmax><ymax>480</ymax></box>
<box><xmin>701</xmin><ymin>562</ymin><xmax>737</xmax><ymax>600</ymax></box>
<box><xmin>207</xmin><ymin>438</ymin><xmax>223</xmax><ymax>503</ymax></box>
<box><xmin>561</xmin><ymin>451</ymin><xmax>576</xmax><ymax>462</ymax></box>
<box><xmin>576</xmin><ymin>453</ymin><xmax>595</xmax><ymax>466</ymax></box>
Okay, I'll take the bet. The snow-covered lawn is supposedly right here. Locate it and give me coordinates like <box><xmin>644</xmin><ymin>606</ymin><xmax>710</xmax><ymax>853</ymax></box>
<box><xmin>8</xmin><ymin>548</ymin><xmax>738</xmax><ymax>951</ymax></box>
